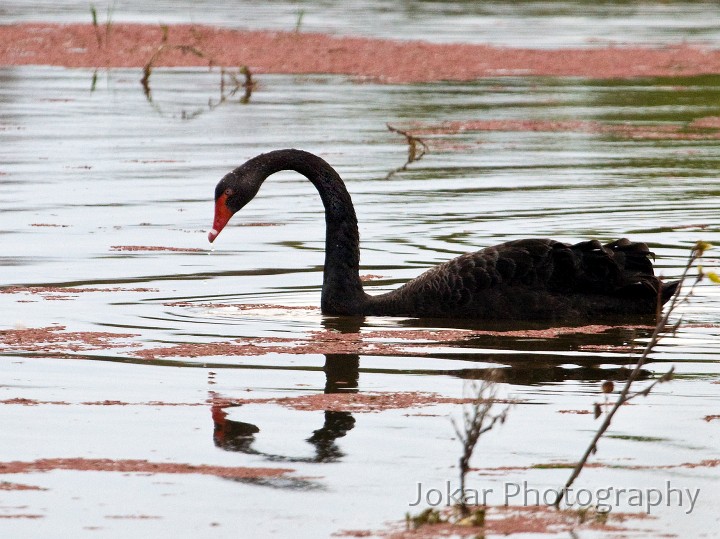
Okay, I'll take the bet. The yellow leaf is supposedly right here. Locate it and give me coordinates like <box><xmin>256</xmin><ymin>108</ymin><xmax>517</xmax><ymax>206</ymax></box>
<box><xmin>694</xmin><ymin>241</ymin><xmax>713</xmax><ymax>256</ymax></box>
<box><xmin>706</xmin><ymin>271</ymin><xmax>720</xmax><ymax>284</ymax></box>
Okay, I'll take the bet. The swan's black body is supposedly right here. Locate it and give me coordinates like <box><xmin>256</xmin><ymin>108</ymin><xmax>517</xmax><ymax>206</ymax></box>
<box><xmin>210</xmin><ymin>149</ymin><xmax>677</xmax><ymax>320</ymax></box>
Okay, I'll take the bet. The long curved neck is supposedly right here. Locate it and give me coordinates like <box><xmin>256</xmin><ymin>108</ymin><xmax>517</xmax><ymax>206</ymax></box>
<box><xmin>251</xmin><ymin>150</ymin><xmax>367</xmax><ymax>314</ymax></box>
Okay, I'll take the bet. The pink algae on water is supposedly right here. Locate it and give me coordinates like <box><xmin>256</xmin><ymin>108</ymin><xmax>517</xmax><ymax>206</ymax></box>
<box><xmin>0</xmin><ymin>398</ymin><xmax>206</xmax><ymax>407</ymax></box>
<box><xmin>375</xmin><ymin>505</ymin><xmax>652</xmax><ymax>538</ymax></box>
<box><xmin>0</xmin><ymin>325</ymin><xmax>138</xmax><ymax>353</ymax></box>
<box><xmin>1</xmin><ymin>286</ymin><xmax>158</xmax><ymax>303</ymax></box>
<box><xmin>211</xmin><ymin>391</ymin><xmax>489</xmax><ymax>413</ymax></box>
<box><xmin>394</xmin><ymin>118</ymin><xmax>720</xmax><ymax>143</ymax></box>
<box><xmin>135</xmin><ymin>324</ymin><xmax>648</xmax><ymax>359</ymax></box>
<box><xmin>0</xmin><ymin>458</ymin><xmax>291</xmax><ymax>480</ymax></box>
<box><xmin>0</xmin><ymin>482</ymin><xmax>47</xmax><ymax>491</ymax></box>
<box><xmin>3</xmin><ymin>23</ymin><xmax>720</xmax><ymax>83</ymax></box>
<box><xmin>110</xmin><ymin>245</ymin><xmax>205</xmax><ymax>252</ymax></box>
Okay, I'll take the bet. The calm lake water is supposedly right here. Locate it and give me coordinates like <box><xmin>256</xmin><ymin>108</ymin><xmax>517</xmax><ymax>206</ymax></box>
<box><xmin>3</xmin><ymin>0</ymin><xmax>720</xmax><ymax>47</ymax></box>
<box><xmin>1</xmin><ymin>2</ymin><xmax>720</xmax><ymax>538</ymax></box>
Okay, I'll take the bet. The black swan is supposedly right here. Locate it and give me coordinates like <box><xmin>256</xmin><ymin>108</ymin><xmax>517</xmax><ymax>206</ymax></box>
<box><xmin>208</xmin><ymin>149</ymin><xmax>678</xmax><ymax>319</ymax></box>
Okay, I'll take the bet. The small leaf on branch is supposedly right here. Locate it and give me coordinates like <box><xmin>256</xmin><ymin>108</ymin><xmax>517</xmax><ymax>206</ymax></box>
<box><xmin>693</xmin><ymin>241</ymin><xmax>712</xmax><ymax>256</ymax></box>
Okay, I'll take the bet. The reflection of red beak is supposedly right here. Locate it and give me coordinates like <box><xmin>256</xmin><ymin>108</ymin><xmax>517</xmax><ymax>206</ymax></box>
<box><xmin>208</xmin><ymin>193</ymin><xmax>232</xmax><ymax>243</ymax></box>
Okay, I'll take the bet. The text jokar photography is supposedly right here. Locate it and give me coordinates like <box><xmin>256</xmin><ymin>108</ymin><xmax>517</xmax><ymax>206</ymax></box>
<box><xmin>409</xmin><ymin>480</ymin><xmax>701</xmax><ymax>515</ymax></box>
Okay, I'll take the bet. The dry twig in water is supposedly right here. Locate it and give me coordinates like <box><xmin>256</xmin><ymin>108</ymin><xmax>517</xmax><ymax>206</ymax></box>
<box><xmin>386</xmin><ymin>124</ymin><xmax>428</xmax><ymax>179</ymax></box>
<box><xmin>452</xmin><ymin>371</ymin><xmax>512</xmax><ymax>516</ymax></box>
<box><xmin>404</xmin><ymin>373</ymin><xmax>511</xmax><ymax>530</ymax></box>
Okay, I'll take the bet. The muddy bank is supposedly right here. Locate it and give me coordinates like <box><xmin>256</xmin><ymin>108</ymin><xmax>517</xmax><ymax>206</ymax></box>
<box><xmin>3</xmin><ymin>23</ymin><xmax>720</xmax><ymax>82</ymax></box>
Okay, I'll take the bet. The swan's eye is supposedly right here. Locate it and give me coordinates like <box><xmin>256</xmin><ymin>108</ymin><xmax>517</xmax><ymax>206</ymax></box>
<box><xmin>224</xmin><ymin>188</ymin><xmax>234</xmax><ymax>197</ymax></box>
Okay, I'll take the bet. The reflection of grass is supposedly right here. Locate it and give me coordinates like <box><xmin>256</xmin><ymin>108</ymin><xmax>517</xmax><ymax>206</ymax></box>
<box><xmin>140</xmin><ymin>26</ymin><xmax>256</xmax><ymax>116</ymax></box>
<box><xmin>179</xmin><ymin>67</ymin><xmax>256</xmax><ymax>120</ymax></box>
<box><xmin>89</xmin><ymin>2</ymin><xmax>116</xmax><ymax>92</ymax></box>
<box><xmin>294</xmin><ymin>9</ymin><xmax>305</xmax><ymax>33</ymax></box>
<box><xmin>141</xmin><ymin>26</ymin><xmax>206</xmax><ymax>99</ymax></box>
<box><xmin>606</xmin><ymin>434</ymin><xmax>667</xmax><ymax>442</ymax></box>
<box><xmin>589</xmin><ymin>75</ymin><xmax>720</xmax><ymax>123</ymax></box>
<box><xmin>531</xmin><ymin>463</ymin><xmax>576</xmax><ymax>469</ymax></box>
<box><xmin>90</xmin><ymin>2</ymin><xmax>115</xmax><ymax>48</ymax></box>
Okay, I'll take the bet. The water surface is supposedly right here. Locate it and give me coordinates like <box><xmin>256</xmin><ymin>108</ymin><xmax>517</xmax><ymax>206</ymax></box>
<box><xmin>1</xmin><ymin>14</ymin><xmax>720</xmax><ymax>539</ymax></box>
<box><xmin>3</xmin><ymin>0</ymin><xmax>720</xmax><ymax>48</ymax></box>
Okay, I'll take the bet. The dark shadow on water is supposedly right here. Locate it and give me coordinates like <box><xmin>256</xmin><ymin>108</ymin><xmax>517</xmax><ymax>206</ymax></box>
<box><xmin>393</xmin><ymin>312</ymin><xmax>659</xmax><ymax>332</ymax></box>
<box><xmin>389</xmin><ymin>313</ymin><xmax>658</xmax><ymax>366</ymax></box>
<box><xmin>450</xmin><ymin>365</ymin><xmax>651</xmax><ymax>386</ymax></box>
<box><xmin>229</xmin><ymin>476</ymin><xmax>325</xmax><ymax>491</ymax></box>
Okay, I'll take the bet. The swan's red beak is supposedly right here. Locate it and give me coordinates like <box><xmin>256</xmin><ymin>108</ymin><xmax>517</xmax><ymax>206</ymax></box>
<box><xmin>208</xmin><ymin>194</ymin><xmax>233</xmax><ymax>243</ymax></box>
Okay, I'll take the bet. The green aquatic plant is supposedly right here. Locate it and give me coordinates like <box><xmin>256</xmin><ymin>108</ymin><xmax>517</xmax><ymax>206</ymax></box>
<box><xmin>405</xmin><ymin>507</ymin><xmax>443</xmax><ymax>530</ymax></box>
<box><xmin>455</xmin><ymin>506</ymin><xmax>486</xmax><ymax>527</ymax></box>
<box><xmin>89</xmin><ymin>2</ymin><xmax>116</xmax><ymax>93</ymax></box>
<box><xmin>531</xmin><ymin>463</ymin><xmax>576</xmax><ymax>469</ymax></box>
<box><xmin>90</xmin><ymin>5</ymin><xmax>98</xmax><ymax>41</ymax></box>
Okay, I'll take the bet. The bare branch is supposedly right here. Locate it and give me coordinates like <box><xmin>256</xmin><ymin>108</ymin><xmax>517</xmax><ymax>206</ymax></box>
<box><xmin>386</xmin><ymin>124</ymin><xmax>429</xmax><ymax>179</ymax></box>
<box><xmin>553</xmin><ymin>243</ymin><xmax>708</xmax><ymax>507</ymax></box>
<box><xmin>453</xmin><ymin>372</ymin><xmax>513</xmax><ymax>515</ymax></box>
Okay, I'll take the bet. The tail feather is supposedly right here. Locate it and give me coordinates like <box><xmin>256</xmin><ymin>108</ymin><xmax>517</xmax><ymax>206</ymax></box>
<box><xmin>661</xmin><ymin>280</ymin><xmax>681</xmax><ymax>304</ymax></box>
<box><xmin>604</xmin><ymin>238</ymin><xmax>655</xmax><ymax>274</ymax></box>
<box><xmin>568</xmin><ymin>238</ymin><xmax>678</xmax><ymax>309</ymax></box>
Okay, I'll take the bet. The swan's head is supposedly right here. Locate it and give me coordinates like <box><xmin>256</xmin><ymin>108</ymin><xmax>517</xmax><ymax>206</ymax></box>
<box><xmin>208</xmin><ymin>168</ymin><xmax>262</xmax><ymax>243</ymax></box>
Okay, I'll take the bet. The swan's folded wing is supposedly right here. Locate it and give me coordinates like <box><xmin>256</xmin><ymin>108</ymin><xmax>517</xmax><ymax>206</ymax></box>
<box><xmin>376</xmin><ymin>238</ymin><xmax>666</xmax><ymax>319</ymax></box>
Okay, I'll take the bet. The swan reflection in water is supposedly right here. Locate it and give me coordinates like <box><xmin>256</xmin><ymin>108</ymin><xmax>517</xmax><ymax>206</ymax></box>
<box><xmin>205</xmin><ymin>148</ymin><xmax>668</xmax><ymax>461</ymax></box>
<box><xmin>208</xmin><ymin>318</ymin><xmax>653</xmax><ymax>463</ymax></box>
<box><xmin>212</xmin><ymin>405</ymin><xmax>356</xmax><ymax>463</ymax></box>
